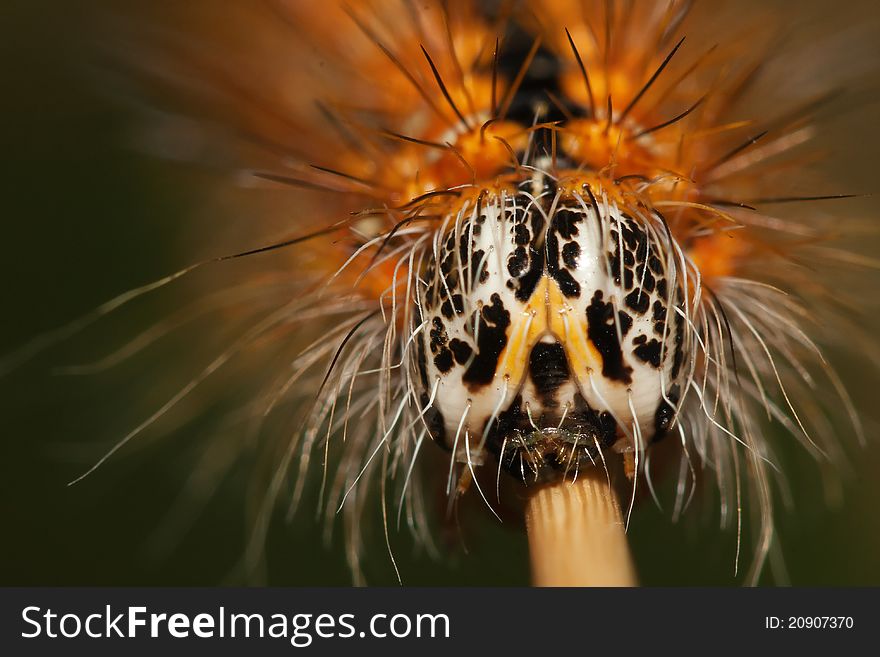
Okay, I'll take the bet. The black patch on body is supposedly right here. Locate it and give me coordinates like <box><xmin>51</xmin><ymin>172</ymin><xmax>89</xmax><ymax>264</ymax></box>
<box><xmin>490</xmin><ymin>23</ymin><xmax>566</xmax><ymax>125</ymax></box>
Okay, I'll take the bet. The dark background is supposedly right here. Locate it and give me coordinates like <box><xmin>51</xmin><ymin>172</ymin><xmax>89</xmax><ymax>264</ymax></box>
<box><xmin>1</xmin><ymin>0</ymin><xmax>879</xmax><ymax>586</ymax></box>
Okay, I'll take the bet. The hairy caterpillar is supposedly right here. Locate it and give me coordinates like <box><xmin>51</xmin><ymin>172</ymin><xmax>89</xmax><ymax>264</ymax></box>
<box><xmin>3</xmin><ymin>0</ymin><xmax>879</xmax><ymax>585</ymax></box>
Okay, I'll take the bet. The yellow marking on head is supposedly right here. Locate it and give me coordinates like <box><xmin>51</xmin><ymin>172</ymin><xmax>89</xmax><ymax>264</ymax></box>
<box><xmin>546</xmin><ymin>278</ymin><xmax>602</xmax><ymax>389</ymax></box>
<box><xmin>495</xmin><ymin>278</ymin><xmax>549</xmax><ymax>385</ymax></box>
<box><xmin>493</xmin><ymin>274</ymin><xmax>608</xmax><ymax>391</ymax></box>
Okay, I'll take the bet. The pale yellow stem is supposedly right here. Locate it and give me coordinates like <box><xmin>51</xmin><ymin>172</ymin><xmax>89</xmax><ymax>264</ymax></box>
<box><xmin>525</xmin><ymin>471</ymin><xmax>638</xmax><ymax>586</ymax></box>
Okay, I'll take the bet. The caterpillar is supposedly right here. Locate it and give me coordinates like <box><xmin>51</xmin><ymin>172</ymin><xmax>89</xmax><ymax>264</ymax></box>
<box><xmin>5</xmin><ymin>0</ymin><xmax>878</xmax><ymax>585</ymax></box>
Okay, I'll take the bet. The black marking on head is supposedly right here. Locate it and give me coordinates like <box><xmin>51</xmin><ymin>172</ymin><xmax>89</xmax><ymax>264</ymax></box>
<box><xmin>434</xmin><ymin>349</ymin><xmax>454</xmax><ymax>373</ymax></box>
<box><xmin>652</xmin><ymin>299</ymin><xmax>666</xmax><ymax>321</ymax></box>
<box><xmin>608</xmin><ymin>246</ymin><xmax>635</xmax><ymax>286</ymax></box>
<box><xmin>429</xmin><ymin>317</ymin><xmax>447</xmax><ymax>354</ymax></box>
<box><xmin>562</xmin><ymin>241</ymin><xmax>580</xmax><ymax>269</ymax></box>
<box><xmin>529</xmin><ymin>205</ymin><xmax>545</xmax><ymax>237</ymax></box>
<box><xmin>462</xmin><ymin>293</ymin><xmax>511</xmax><ymax>388</ymax></box>
<box><xmin>503</xmin><ymin>201</ymin><xmax>546</xmax><ymax>302</ymax></box>
<box><xmin>671</xmin><ymin>305</ymin><xmax>685</xmax><ymax>380</ymax></box>
<box><xmin>416</xmin><ymin>332</ymin><xmax>430</xmax><ymax>389</ymax></box>
<box><xmin>507</xmin><ymin>245</ymin><xmax>528</xmax><ymax>278</ymax></box>
<box><xmin>421</xmin><ymin>392</ymin><xmax>448</xmax><ymax>448</ymax></box>
<box><xmin>586</xmin><ymin>290</ymin><xmax>633</xmax><ymax>384</ymax></box>
<box><xmin>468</xmin><ymin>248</ymin><xmax>488</xmax><ymax>285</ymax></box>
<box><xmin>620</xmin><ymin>217</ymin><xmax>648</xmax><ymax>256</ymax></box>
<box><xmin>514</xmin><ymin>242</ymin><xmax>545</xmax><ymax>302</ymax></box>
<box><xmin>458</xmin><ymin>230</ymin><xmax>470</xmax><ymax>264</ymax></box>
<box><xmin>486</xmin><ymin>393</ymin><xmax>525</xmax><ymax>451</ymax></box>
<box><xmin>633</xmin><ymin>337</ymin><xmax>663</xmax><ymax>368</ymax></box>
<box><xmin>618</xmin><ymin>311</ymin><xmax>633</xmax><ymax>336</ymax></box>
<box><xmin>424</xmin><ymin>266</ymin><xmax>438</xmax><ymax>307</ymax></box>
<box><xmin>439</xmin><ymin>253</ymin><xmax>458</xmax><ymax>294</ymax></box>
<box><xmin>443</xmin><ymin>232</ymin><xmax>455</xmax><ymax>257</ymax></box>
<box><xmin>553</xmin><ymin>208</ymin><xmax>582</xmax><ymax>239</ymax></box>
<box><xmin>449</xmin><ymin>338</ymin><xmax>473</xmax><ymax>366</ymax></box>
<box><xmin>656</xmin><ymin>278</ymin><xmax>668</xmax><ymax>300</ymax></box>
<box><xmin>651</xmin><ymin>299</ymin><xmax>667</xmax><ymax>336</ymax></box>
<box><xmin>440</xmin><ymin>294</ymin><xmax>465</xmax><ymax>320</ymax></box>
<box><xmin>546</xmin><ymin>228</ymin><xmax>581</xmax><ymax>298</ymax></box>
<box><xmin>429</xmin><ymin>317</ymin><xmax>455</xmax><ymax>373</ymax></box>
<box><xmin>624</xmin><ymin>288</ymin><xmax>650</xmax><ymax>314</ymax></box>
<box><xmin>651</xmin><ymin>385</ymin><xmax>680</xmax><ymax>443</ymax></box>
<box><xmin>634</xmin><ymin>264</ymin><xmax>656</xmax><ymax>293</ymax></box>
<box><xmin>547</xmin><ymin>205</ymin><xmax>586</xmax><ymax>298</ymax></box>
<box><xmin>608</xmin><ymin>251</ymin><xmax>621</xmax><ymax>284</ymax></box>
<box><xmin>528</xmin><ymin>341</ymin><xmax>570</xmax><ymax>407</ymax></box>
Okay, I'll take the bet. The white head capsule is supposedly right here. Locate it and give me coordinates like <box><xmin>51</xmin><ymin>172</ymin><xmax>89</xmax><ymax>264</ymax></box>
<box><xmin>413</xmin><ymin>173</ymin><xmax>687</xmax><ymax>482</ymax></box>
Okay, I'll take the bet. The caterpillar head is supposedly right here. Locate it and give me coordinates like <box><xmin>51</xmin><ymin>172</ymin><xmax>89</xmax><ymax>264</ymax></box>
<box><xmin>413</xmin><ymin>169</ymin><xmax>688</xmax><ymax>484</ymax></box>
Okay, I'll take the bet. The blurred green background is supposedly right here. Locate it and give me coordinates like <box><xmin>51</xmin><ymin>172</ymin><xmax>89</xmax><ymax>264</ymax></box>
<box><xmin>1</xmin><ymin>0</ymin><xmax>879</xmax><ymax>586</ymax></box>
